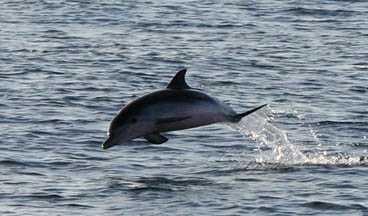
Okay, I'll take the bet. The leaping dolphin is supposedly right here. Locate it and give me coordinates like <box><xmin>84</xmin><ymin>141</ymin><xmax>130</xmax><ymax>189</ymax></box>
<box><xmin>102</xmin><ymin>69</ymin><xmax>266</xmax><ymax>149</ymax></box>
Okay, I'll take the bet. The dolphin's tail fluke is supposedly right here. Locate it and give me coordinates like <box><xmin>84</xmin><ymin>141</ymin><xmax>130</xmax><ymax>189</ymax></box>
<box><xmin>233</xmin><ymin>104</ymin><xmax>267</xmax><ymax>122</ymax></box>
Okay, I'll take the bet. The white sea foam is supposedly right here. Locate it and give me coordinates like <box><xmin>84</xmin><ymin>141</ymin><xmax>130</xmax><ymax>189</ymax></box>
<box><xmin>229</xmin><ymin>106</ymin><xmax>366</xmax><ymax>166</ymax></box>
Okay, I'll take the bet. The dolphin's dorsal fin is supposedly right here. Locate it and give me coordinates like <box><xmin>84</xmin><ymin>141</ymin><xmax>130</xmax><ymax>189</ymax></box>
<box><xmin>167</xmin><ymin>69</ymin><xmax>191</xmax><ymax>89</ymax></box>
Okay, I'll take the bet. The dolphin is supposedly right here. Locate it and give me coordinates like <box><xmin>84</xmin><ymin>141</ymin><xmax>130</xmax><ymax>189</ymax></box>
<box><xmin>102</xmin><ymin>69</ymin><xmax>266</xmax><ymax>149</ymax></box>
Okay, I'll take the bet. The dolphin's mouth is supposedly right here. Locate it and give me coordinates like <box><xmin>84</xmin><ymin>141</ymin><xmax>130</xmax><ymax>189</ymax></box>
<box><xmin>102</xmin><ymin>131</ymin><xmax>139</xmax><ymax>149</ymax></box>
<box><xmin>102</xmin><ymin>136</ymin><xmax>118</xmax><ymax>150</ymax></box>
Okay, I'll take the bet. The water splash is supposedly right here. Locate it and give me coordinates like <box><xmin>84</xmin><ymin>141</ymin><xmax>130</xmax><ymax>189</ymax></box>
<box><xmin>229</xmin><ymin>106</ymin><xmax>366</xmax><ymax>166</ymax></box>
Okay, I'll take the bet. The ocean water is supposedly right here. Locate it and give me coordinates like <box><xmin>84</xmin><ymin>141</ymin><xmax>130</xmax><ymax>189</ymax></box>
<box><xmin>1</xmin><ymin>0</ymin><xmax>368</xmax><ymax>215</ymax></box>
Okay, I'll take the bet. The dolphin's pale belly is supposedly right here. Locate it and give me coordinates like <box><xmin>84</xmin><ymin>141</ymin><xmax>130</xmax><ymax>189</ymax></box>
<box><xmin>146</xmin><ymin>99</ymin><xmax>237</xmax><ymax>133</ymax></box>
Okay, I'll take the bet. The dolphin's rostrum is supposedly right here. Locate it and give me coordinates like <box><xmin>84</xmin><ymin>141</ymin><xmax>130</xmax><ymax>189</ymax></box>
<box><xmin>102</xmin><ymin>69</ymin><xmax>266</xmax><ymax>149</ymax></box>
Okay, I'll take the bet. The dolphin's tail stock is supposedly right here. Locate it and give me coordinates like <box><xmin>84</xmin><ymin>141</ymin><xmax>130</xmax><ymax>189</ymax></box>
<box><xmin>233</xmin><ymin>104</ymin><xmax>267</xmax><ymax>122</ymax></box>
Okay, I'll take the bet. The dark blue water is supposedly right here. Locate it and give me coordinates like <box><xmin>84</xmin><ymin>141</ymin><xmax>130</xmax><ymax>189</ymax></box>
<box><xmin>1</xmin><ymin>1</ymin><xmax>368</xmax><ymax>215</ymax></box>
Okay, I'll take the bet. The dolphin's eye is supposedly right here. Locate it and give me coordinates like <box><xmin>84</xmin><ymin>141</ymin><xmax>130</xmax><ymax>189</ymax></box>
<box><xmin>131</xmin><ymin>118</ymin><xmax>137</xmax><ymax>123</ymax></box>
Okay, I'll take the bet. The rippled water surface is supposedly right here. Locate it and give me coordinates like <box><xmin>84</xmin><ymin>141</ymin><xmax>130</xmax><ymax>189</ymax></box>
<box><xmin>1</xmin><ymin>0</ymin><xmax>368</xmax><ymax>215</ymax></box>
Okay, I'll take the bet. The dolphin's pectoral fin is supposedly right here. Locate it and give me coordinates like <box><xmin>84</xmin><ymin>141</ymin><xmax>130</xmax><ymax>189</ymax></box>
<box><xmin>144</xmin><ymin>133</ymin><xmax>168</xmax><ymax>144</ymax></box>
<box><xmin>155</xmin><ymin>116</ymin><xmax>191</xmax><ymax>125</ymax></box>
<box><xmin>167</xmin><ymin>69</ymin><xmax>191</xmax><ymax>89</ymax></box>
